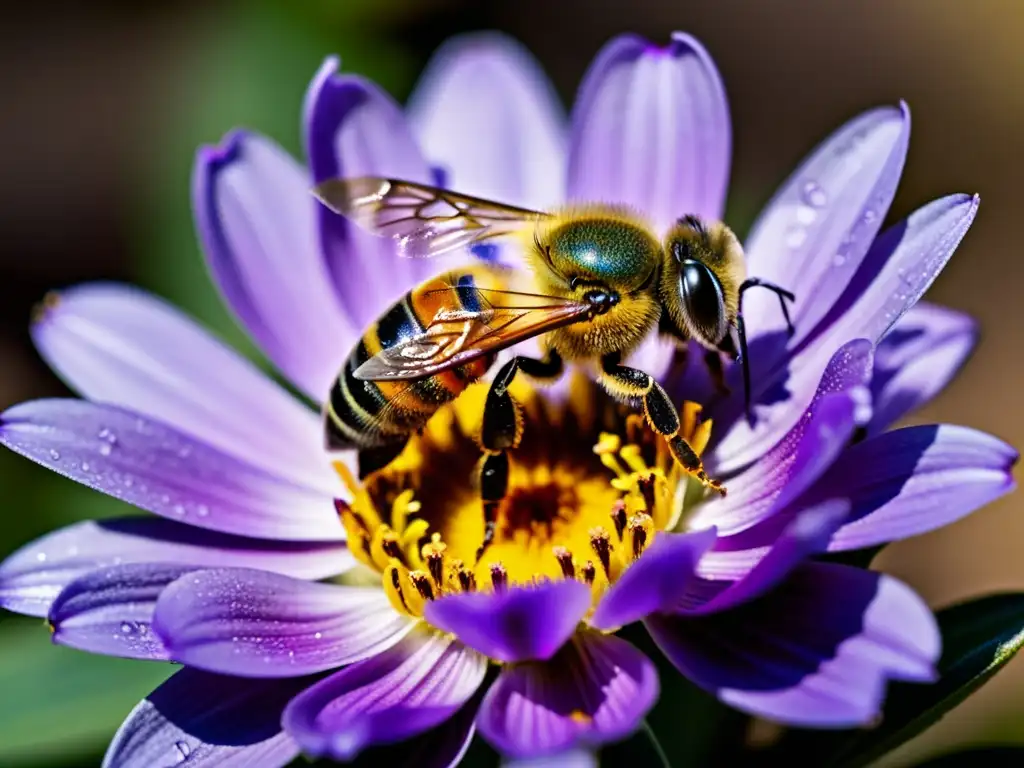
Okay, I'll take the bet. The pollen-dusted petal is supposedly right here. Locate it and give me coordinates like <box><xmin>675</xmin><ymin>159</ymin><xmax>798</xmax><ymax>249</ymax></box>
<box><xmin>153</xmin><ymin>568</ymin><xmax>413</xmax><ymax>677</ymax></box>
<box><xmin>0</xmin><ymin>400</ymin><xmax>343</xmax><ymax>542</ymax></box>
<box><xmin>477</xmin><ymin>630</ymin><xmax>658</xmax><ymax>759</ymax></box>
<box><xmin>696</xmin><ymin>339</ymin><xmax>873</xmax><ymax>535</ymax></box>
<box><xmin>193</xmin><ymin>130</ymin><xmax>354</xmax><ymax>401</ymax></box>
<box><xmin>590</xmin><ymin>528</ymin><xmax>716</xmax><ymax>631</ymax></box>
<box><xmin>30</xmin><ymin>283</ymin><xmax>337</xmax><ymax>495</ymax></box>
<box><xmin>868</xmin><ymin>302</ymin><xmax>978</xmax><ymax>435</ymax></box>
<box><xmin>304</xmin><ymin>57</ymin><xmax>443</xmax><ymax>332</ymax></box>
<box><xmin>712</xmin><ymin>194</ymin><xmax>979</xmax><ymax>475</ymax></box>
<box><xmin>0</xmin><ymin>518</ymin><xmax>351</xmax><ymax>618</ymax></box>
<box><xmin>742</xmin><ymin>104</ymin><xmax>909</xmax><ymax>349</ymax></box>
<box><xmin>48</xmin><ymin>562</ymin><xmax>192</xmax><ymax>660</ymax></box>
<box><xmin>282</xmin><ymin>630</ymin><xmax>486</xmax><ymax>760</ymax></box>
<box><xmin>567</xmin><ymin>32</ymin><xmax>731</xmax><ymax>229</ymax></box>
<box><xmin>646</xmin><ymin>563</ymin><xmax>939</xmax><ymax>727</ymax></box>
<box><xmin>407</xmin><ymin>32</ymin><xmax>566</xmax><ymax>212</ymax></box>
<box><xmin>424</xmin><ymin>579</ymin><xmax>590</xmax><ymax>663</ymax></box>
<box><xmin>103</xmin><ymin>667</ymin><xmax>307</xmax><ymax>768</ymax></box>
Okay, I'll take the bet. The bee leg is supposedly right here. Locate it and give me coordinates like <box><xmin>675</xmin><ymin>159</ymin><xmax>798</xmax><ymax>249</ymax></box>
<box><xmin>476</xmin><ymin>351</ymin><xmax>564</xmax><ymax>563</ymax></box>
<box><xmin>357</xmin><ymin>442</ymin><xmax>407</xmax><ymax>480</ymax></box>
<box><xmin>703</xmin><ymin>349</ymin><xmax>731</xmax><ymax>396</ymax></box>
<box><xmin>600</xmin><ymin>353</ymin><xmax>726</xmax><ymax>496</ymax></box>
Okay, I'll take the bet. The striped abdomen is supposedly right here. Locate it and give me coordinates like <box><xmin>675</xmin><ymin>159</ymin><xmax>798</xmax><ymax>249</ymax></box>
<box><xmin>325</xmin><ymin>269</ymin><xmax>497</xmax><ymax>451</ymax></box>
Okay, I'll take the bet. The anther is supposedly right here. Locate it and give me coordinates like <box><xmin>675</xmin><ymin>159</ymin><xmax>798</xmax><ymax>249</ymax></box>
<box><xmin>589</xmin><ymin>527</ymin><xmax>612</xmax><ymax>578</ymax></box>
<box><xmin>490</xmin><ymin>562</ymin><xmax>508</xmax><ymax>592</ymax></box>
<box><xmin>381</xmin><ymin>534</ymin><xmax>404</xmax><ymax>563</ymax></box>
<box><xmin>581</xmin><ymin>560</ymin><xmax>597</xmax><ymax>585</ymax></box>
<box><xmin>553</xmin><ymin>546</ymin><xmax>575</xmax><ymax>579</ymax></box>
<box><xmin>454</xmin><ymin>560</ymin><xmax>476</xmax><ymax>592</ymax></box>
<box><xmin>628</xmin><ymin>513</ymin><xmax>653</xmax><ymax>560</ymax></box>
<box><xmin>409</xmin><ymin>570</ymin><xmax>435</xmax><ymax>600</ymax></box>
<box><xmin>610</xmin><ymin>501</ymin><xmax>628</xmax><ymax>541</ymax></box>
<box><xmin>422</xmin><ymin>536</ymin><xmax>447</xmax><ymax>588</ymax></box>
<box><xmin>389</xmin><ymin>566</ymin><xmax>412</xmax><ymax>614</ymax></box>
<box><xmin>637</xmin><ymin>473</ymin><xmax>657</xmax><ymax>513</ymax></box>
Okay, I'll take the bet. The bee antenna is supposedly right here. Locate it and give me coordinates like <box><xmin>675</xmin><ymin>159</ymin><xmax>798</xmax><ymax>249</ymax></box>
<box><xmin>735</xmin><ymin>278</ymin><xmax>797</xmax><ymax>426</ymax></box>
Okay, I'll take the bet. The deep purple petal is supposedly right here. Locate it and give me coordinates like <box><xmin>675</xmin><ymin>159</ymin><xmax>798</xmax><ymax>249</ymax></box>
<box><xmin>424</xmin><ymin>579</ymin><xmax>590</xmax><ymax>663</ymax></box>
<box><xmin>102</xmin><ymin>667</ymin><xmax>309</xmax><ymax>768</ymax></box>
<box><xmin>0</xmin><ymin>518</ymin><xmax>351</xmax><ymax>618</ymax></box>
<box><xmin>684</xmin><ymin>499</ymin><xmax>850</xmax><ymax>614</ymax></box>
<box><xmin>193</xmin><ymin>130</ymin><xmax>353</xmax><ymax>401</ymax></box>
<box><xmin>305</xmin><ymin>58</ymin><xmax>449</xmax><ymax>332</ymax></box>
<box><xmin>283</xmin><ymin>630</ymin><xmax>486</xmax><ymax>760</ymax></box>
<box><xmin>48</xmin><ymin>562</ymin><xmax>189</xmax><ymax>660</ymax></box>
<box><xmin>590</xmin><ymin>528</ymin><xmax>716</xmax><ymax>630</ymax></box>
<box><xmin>869</xmin><ymin>302</ymin><xmax>978</xmax><ymax>434</ymax></box>
<box><xmin>712</xmin><ymin>194</ymin><xmax>979</xmax><ymax>474</ymax></box>
<box><xmin>697</xmin><ymin>339</ymin><xmax>873</xmax><ymax>533</ymax></box>
<box><xmin>824</xmin><ymin>425</ymin><xmax>1017</xmax><ymax>551</ymax></box>
<box><xmin>567</xmin><ymin>32</ymin><xmax>731</xmax><ymax>228</ymax></box>
<box><xmin>407</xmin><ymin>32</ymin><xmax>566</xmax><ymax>211</ymax></box>
<box><xmin>31</xmin><ymin>283</ymin><xmax>334</xmax><ymax>494</ymax></box>
<box><xmin>742</xmin><ymin>105</ymin><xmax>909</xmax><ymax>348</ymax></box>
<box><xmin>477</xmin><ymin>631</ymin><xmax>658</xmax><ymax>758</ymax></box>
<box><xmin>0</xmin><ymin>400</ymin><xmax>342</xmax><ymax>542</ymax></box>
<box><xmin>646</xmin><ymin>563</ymin><xmax>939</xmax><ymax>727</ymax></box>
<box><xmin>153</xmin><ymin>567</ymin><xmax>412</xmax><ymax>677</ymax></box>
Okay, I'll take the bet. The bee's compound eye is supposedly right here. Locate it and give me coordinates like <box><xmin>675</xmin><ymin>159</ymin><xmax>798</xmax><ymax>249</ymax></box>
<box><xmin>679</xmin><ymin>259</ymin><xmax>727</xmax><ymax>345</ymax></box>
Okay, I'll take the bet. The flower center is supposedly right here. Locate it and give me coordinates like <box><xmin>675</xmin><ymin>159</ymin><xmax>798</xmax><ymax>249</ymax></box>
<box><xmin>334</xmin><ymin>375</ymin><xmax>715</xmax><ymax>619</ymax></box>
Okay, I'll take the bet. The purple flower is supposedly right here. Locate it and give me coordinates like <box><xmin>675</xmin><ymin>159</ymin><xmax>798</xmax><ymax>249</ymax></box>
<box><xmin>0</xmin><ymin>29</ymin><xmax>1016</xmax><ymax>767</ymax></box>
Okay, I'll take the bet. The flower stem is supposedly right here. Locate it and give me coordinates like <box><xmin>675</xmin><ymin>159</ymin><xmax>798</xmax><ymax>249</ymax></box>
<box><xmin>642</xmin><ymin>719</ymin><xmax>672</xmax><ymax>768</ymax></box>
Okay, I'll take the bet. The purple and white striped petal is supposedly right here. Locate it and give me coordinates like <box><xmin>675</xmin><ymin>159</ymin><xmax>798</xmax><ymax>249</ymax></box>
<box><xmin>824</xmin><ymin>425</ymin><xmax>1017</xmax><ymax>551</ymax></box>
<box><xmin>504</xmin><ymin>751</ymin><xmax>598</xmax><ymax>768</ymax></box>
<box><xmin>567</xmin><ymin>32</ymin><xmax>731</xmax><ymax>230</ymax></box>
<box><xmin>193</xmin><ymin>130</ymin><xmax>353</xmax><ymax>401</ymax></box>
<box><xmin>696</xmin><ymin>339</ymin><xmax>873</xmax><ymax>533</ymax></box>
<box><xmin>305</xmin><ymin>58</ymin><xmax>444</xmax><ymax>331</ymax></box>
<box><xmin>646</xmin><ymin>563</ymin><xmax>939</xmax><ymax>727</ymax></box>
<box><xmin>103</xmin><ymin>667</ymin><xmax>308</xmax><ymax>768</ymax></box>
<box><xmin>31</xmin><ymin>283</ymin><xmax>335</xmax><ymax>494</ymax></box>
<box><xmin>282</xmin><ymin>630</ymin><xmax>486</xmax><ymax>760</ymax></box>
<box><xmin>48</xmin><ymin>563</ymin><xmax>191</xmax><ymax>660</ymax></box>
<box><xmin>742</xmin><ymin>105</ymin><xmax>909</xmax><ymax>349</ymax></box>
<box><xmin>0</xmin><ymin>400</ymin><xmax>342</xmax><ymax>542</ymax></box>
<box><xmin>153</xmin><ymin>568</ymin><xmax>412</xmax><ymax>677</ymax></box>
<box><xmin>0</xmin><ymin>518</ymin><xmax>351</xmax><ymax>618</ymax></box>
<box><xmin>591</xmin><ymin>528</ymin><xmax>716</xmax><ymax>631</ymax></box>
<box><xmin>712</xmin><ymin>194</ymin><xmax>979</xmax><ymax>473</ymax></box>
<box><xmin>424</xmin><ymin>579</ymin><xmax>590</xmax><ymax>663</ymax></box>
<box><xmin>477</xmin><ymin>631</ymin><xmax>658</xmax><ymax>759</ymax></box>
<box><xmin>869</xmin><ymin>302</ymin><xmax>978</xmax><ymax>434</ymax></box>
<box><xmin>408</xmin><ymin>32</ymin><xmax>566</xmax><ymax>211</ymax></box>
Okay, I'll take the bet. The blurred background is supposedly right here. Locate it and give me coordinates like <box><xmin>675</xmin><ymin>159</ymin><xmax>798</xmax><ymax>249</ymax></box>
<box><xmin>0</xmin><ymin>0</ymin><xmax>1021</xmax><ymax>764</ymax></box>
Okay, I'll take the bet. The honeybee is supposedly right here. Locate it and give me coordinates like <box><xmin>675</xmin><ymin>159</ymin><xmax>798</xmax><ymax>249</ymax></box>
<box><xmin>314</xmin><ymin>178</ymin><xmax>794</xmax><ymax>559</ymax></box>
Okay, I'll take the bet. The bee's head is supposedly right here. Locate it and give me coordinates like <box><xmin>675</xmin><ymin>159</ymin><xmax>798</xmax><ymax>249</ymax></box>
<box><xmin>660</xmin><ymin>215</ymin><xmax>746</xmax><ymax>349</ymax></box>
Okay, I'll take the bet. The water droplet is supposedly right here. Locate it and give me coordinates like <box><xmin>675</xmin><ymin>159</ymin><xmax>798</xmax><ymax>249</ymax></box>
<box><xmin>48</xmin><ymin>449</ymin><xmax>61</xmax><ymax>461</ymax></box>
<box><xmin>801</xmin><ymin>181</ymin><xmax>828</xmax><ymax>208</ymax></box>
<box><xmin>172</xmin><ymin>504</ymin><xmax>186</xmax><ymax>516</ymax></box>
<box><xmin>795</xmin><ymin>205</ymin><xmax>817</xmax><ymax>225</ymax></box>
<box><xmin>80</xmin><ymin>462</ymin><xmax>91</xmax><ymax>472</ymax></box>
<box><xmin>196</xmin><ymin>504</ymin><xmax>210</xmax><ymax>517</ymax></box>
<box><xmin>175</xmin><ymin>740</ymin><xmax>192</xmax><ymax>760</ymax></box>
<box><xmin>35</xmin><ymin>552</ymin><xmax>47</xmax><ymax>562</ymax></box>
<box><xmin>123</xmin><ymin>477</ymin><xmax>134</xmax><ymax>489</ymax></box>
<box><xmin>160</xmin><ymin>494</ymin><xmax>171</xmax><ymax>505</ymax></box>
<box><xmin>120</xmin><ymin>622</ymin><xmax>135</xmax><ymax>634</ymax></box>
<box><xmin>833</xmin><ymin>253</ymin><xmax>847</xmax><ymax>267</ymax></box>
<box><xmin>862</xmin><ymin>209</ymin><xmax>877</xmax><ymax>223</ymax></box>
<box><xmin>314</xmin><ymin>631</ymin><xmax>322</xmax><ymax>640</ymax></box>
<box><xmin>177</xmin><ymin>446</ymin><xmax>192</xmax><ymax>459</ymax></box>
<box><xmin>99</xmin><ymin>443</ymin><xmax>113</xmax><ymax>456</ymax></box>
<box><xmin>784</xmin><ymin>227</ymin><xmax>807</xmax><ymax>249</ymax></box>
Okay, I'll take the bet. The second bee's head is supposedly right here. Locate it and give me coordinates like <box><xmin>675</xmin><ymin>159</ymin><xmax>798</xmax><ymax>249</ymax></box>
<box><xmin>660</xmin><ymin>215</ymin><xmax>746</xmax><ymax>349</ymax></box>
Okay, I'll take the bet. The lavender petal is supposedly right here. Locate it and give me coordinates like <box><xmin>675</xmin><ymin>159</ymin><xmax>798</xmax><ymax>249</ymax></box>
<box><xmin>102</xmin><ymin>667</ymin><xmax>308</xmax><ymax>768</ymax></box>
<box><xmin>0</xmin><ymin>399</ymin><xmax>342</xmax><ymax>542</ymax></box>
<box><xmin>424</xmin><ymin>579</ymin><xmax>591</xmax><ymax>663</ymax></box>
<box><xmin>282</xmin><ymin>630</ymin><xmax>485</xmax><ymax>760</ymax></box>
<box><xmin>590</xmin><ymin>528</ymin><xmax>716</xmax><ymax>630</ymax></box>
<box><xmin>193</xmin><ymin>130</ymin><xmax>353</xmax><ymax>401</ymax></box>
<box><xmin>647</xmin><ymin>563</ymin><xmax>938</xmax><ymax>727</ymax></box>
<box><xmin>0</xmin><ymin>518</ymin><xmax>351</xmax><ymax>618</ymax></box>
<box><xmin>869</xmin><ymin>302</ymin><xmax>978</xmax><ymax>435</ymax></box>
<box><xmin>477</xmin><ymin>631</ymin><xmax>658</xmax><ymax>759</ymax></box>
<box><xmin>567</xmin><ymin>32</ymin><xmax>731</xmax><ymax>229</ymax></box>
<box><xmin>407</xmin><ymin>32</ymin><xmax>566</xmax><ymax>210</ymax></box>
<box><xmin>152</xmin><ymin>567</ymin><xmax>412</xmax><ymax>677</ymax></box>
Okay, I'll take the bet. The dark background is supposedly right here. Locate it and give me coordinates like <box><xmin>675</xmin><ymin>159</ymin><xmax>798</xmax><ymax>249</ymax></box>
<box><xmin>0</xmin><ymin>1</ymin><xmax>1021</xmax><ymax>764</ymax></box>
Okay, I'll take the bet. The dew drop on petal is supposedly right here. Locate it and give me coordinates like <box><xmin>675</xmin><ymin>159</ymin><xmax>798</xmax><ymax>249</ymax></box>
<box><xmin>833</xmin><ymin>253</ymin><xmax>847</xmax><ymax>267</ymax></box>
<box><xmin>175</xmin><ymin>740</ymin><xmax>192</xmax><ymax>761</ymax></box>
<box><xmin>801</xmin><ymin>180</ymin><xmax>828</xmax><ymax>208</ymax></box>
<box><xmin>49</xmin><ymin>449</ymin><xmax>61</xmax><ymax>461</ymax></box>
<box><xmin>35</xmin><ymin>552</ymin><xmax>47</xmax><ymax>562</ymax></box>
<box><xmin>120</xmin><ymin>622</ymin><xmax>134</xmax><ymax>635</ymax></box>
<box><xmin>784</xmin><ymin>227</ymin><xmax>807</xmax><ymax>249</ymax></box>
<box><xmin>196</xmin><ymin>504</ymin><xmax>210</xmax><ymax>517</ymax></box>
<box><xmin>99</xmin><ymin>443</ymin><xmax>113</xmax><ymax>456</ymax></box>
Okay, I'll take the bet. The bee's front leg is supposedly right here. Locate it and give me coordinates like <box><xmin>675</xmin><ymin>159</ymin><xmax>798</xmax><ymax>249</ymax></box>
<box><xmin>600</xmin><ymin>352</ymin><xmax>726</xmax><ymax>496</ymax></box>
<box><xmin>476</xmin><ymin>350</ymin><xmax>564</xmax><ymax>563</ymax></box>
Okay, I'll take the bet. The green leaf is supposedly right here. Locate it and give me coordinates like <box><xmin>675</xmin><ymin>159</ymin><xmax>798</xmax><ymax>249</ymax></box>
<box><xmin>0</xmin><ymin>615</ymin><xmax>172</xmax><ymax>767</ymax></box>
<box><xmin>769</xmin><ymin>592</ymin><xmax>1024</xmax><ymax>768</ymax></box>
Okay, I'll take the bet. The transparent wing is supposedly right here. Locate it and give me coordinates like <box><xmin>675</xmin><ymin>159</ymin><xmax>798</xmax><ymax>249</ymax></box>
<box><xmin>354</xmin><ymin>286</ymin><xmax>591</xmax><ymax>382</ymax></box>
<box><xmin>313</xmin><ymin>177</ymin><xmax>551</xmax><ymax>259</ymax></box>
